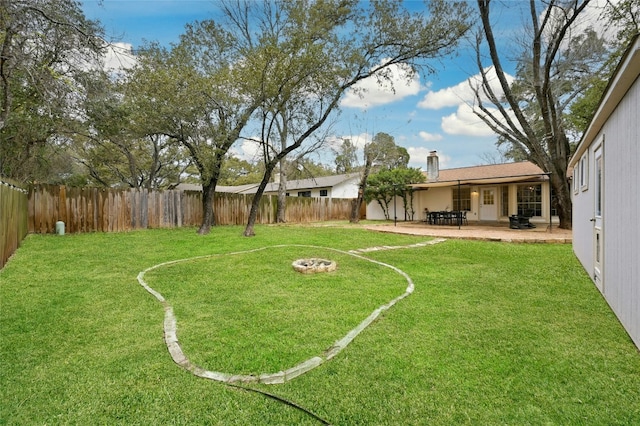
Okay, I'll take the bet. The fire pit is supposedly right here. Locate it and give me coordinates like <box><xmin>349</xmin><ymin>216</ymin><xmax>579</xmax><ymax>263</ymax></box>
<box><xmin>292</xmin><ymin>258</ymin><xmax>337</xmax><ymax>274</ymax></box>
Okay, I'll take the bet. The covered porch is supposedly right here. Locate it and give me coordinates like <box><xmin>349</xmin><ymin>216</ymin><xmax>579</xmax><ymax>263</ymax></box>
<box><xmin>410</xmin><ymin>159</ymin><xmax>558</xmax><ymax>230</ymax></box>
<box><xmin>365</xmin><ymin>158</ymin><xmax>560</xmax><ymax>229</ymax></box>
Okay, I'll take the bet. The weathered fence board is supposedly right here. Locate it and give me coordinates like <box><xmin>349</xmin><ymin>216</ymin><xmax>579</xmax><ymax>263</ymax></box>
<box><xmin>1</xmin><ymin>178</ymin><xmax>28</xmax><ymax>268</ymax></box>
<box><xmin>26</xmin><ymin>185</ymin><xmax>360</xmax><ymax>234</ymax></box>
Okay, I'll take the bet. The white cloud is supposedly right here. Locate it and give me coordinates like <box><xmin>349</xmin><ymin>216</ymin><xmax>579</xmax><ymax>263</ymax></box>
<box><xmin>418</xmin><ymin>82</ymin><xmax>470</xmax><ymax>109</ymax></box>
<box><xmin>418</xmin><ymin>67</ymin><xmax>514</xmax><ymax>110</ymax></box>
<box><xmin>327</xmin><ymin>132</ymin><xmax>372</xmax><ymax>152</ymax></box>
<box><xmin>103</xmin><ymin>42</ymin><xmax>137</xmax><ymax>71</ymax></box>
<box><xmin>341</xmin><ymin>62</ymin><xmax>422</xmax><ymax>109</ymax></box>
<box><xmin>231</xmin><ymin>139</ymin><xmax>262</xmax><ymax>162</ymax></box>
<box><xmin>441</xmin><ymin>104</ymin><xmax>497</xmax><ymax>137</ymax></box>
<box><xmin>418</xmin><ymin>131</ymin><xmax>443</xmax><ymax>142</ymax></box>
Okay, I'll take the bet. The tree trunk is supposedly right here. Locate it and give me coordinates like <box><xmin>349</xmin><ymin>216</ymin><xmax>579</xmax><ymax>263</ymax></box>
<box><xmin>549</xmin><ymin>169</ymin><xmax>572</xmax><ymax>230</ymax></box>
<box><xmin>349</xmin><ymin>195</ymin><xmax>362</xmax><ymax>223</ymax></box>
<box><xmin>243</xmin><ymin>195</ymin><xmax>258</xmax><ymax>237</ymax></box>
<box><xmin>350</xmin><ymin>161</ymin><xmax>372</xmax><ymax>223</ymax></box>
<box><xmin>276</xmin><ymin>161</ymin><xmax>287</xmax><ymax>223</ymax></box>
<box><xmin>197</xmin><ymin>179</ymin><xmax>216</xmax><ymax>235</ymax></box>
<box><xmin>244</xmin><ymin>161</ymin><xmax>279</xmax><ymax>236</ymax></box>
<box><xmin>243</xmin><ymin>191</ymin><xmax>260</xmax><ymax>237</ymax></box>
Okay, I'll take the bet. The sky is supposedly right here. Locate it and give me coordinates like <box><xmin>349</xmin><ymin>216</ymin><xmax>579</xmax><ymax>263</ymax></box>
<box><xmin>80</xmin><ymin>0</ymin><xmax>611</xmax><ymax>172</ymax></box>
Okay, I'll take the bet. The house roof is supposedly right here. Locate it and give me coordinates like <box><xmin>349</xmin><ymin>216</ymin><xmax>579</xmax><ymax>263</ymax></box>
<box><xmin>569</xmin><ymin>34</ymin><xmax>640</xmax><ymax>168</ymax></box>
<box><xmin>174</xmin><ymin>173</ymin><xmax>359</xmax><ymax>194</ymax></box>
<box><xmin>412</xmin><ymin>161</ymin><xmax>548</xmax><ymax>189</ymax></box>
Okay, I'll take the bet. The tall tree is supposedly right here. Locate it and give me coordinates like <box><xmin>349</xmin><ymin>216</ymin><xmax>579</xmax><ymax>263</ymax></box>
<box><xmin>350</xmin><ymin>132</ymin><xmax>409</xmax><ymax>223</ymax></box>
<box><xmin>69</xmin><ymin>69</ymin><xmax>188</xmax><ymax>189</ymax></box>
<box><xmin>238</xmin><ymin>0</ymin><xmax>471</xmax><ymax>235</ymax></box>
<box><xmin>0</xmin><ymin>0</ymin><xmax>105</xmax><ymax>181</ymax></box>
<box><xmin>472</xmin><ymin>0</ymin><xmax>609</xmax><ymax>229</ymax></box>
<box><xmin>128</xmin><ymin>25</ymin><xmax>264</xmax><ymax>234</ymax></box>
<box><xmin>567</xmin><ymin>0</ymin><xmax>640</xmax><ymax>133</ymax></box>
<box><xmin>334</xmin><ymin>138</ymin><xmax>358</xmax><ymax>174</ymax></box>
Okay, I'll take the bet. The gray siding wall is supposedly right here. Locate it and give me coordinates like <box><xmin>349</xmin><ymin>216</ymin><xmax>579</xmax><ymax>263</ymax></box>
<box><xmin>574</xmin><ymin>75</ymin><xmax>640</xmax><ymax>348</ymax></box>
<box><xmin>602</xmin><ymin>76</ymin><xmax>640</xmax><ymax>348</ymax></box>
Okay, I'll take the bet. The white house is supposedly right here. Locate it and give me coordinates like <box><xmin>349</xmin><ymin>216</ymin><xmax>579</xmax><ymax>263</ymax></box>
<box><xmin>367</xmin><ymin>152</ymin><xmax>556</xmax><ymax>227</ymax></box>
<box><xmin>176</xmin><ymin>173</ymin><xmax>360</xmax><ymax>199</ymax></box>
<box><xmin>261</xmin><ymin>173</ymin><xmax>360</xmax><ymax>198</ymax></box>
<box><xmin>568</xmin><ymin>35</ymin><xmax>640</xmax><ymax>349</ymax></box>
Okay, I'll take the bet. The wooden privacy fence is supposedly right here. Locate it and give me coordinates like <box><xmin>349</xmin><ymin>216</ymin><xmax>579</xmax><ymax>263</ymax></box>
<box><xmin>27</xmin><ymin>185</ymin><xmax>359</xmax><ymax>234</ymax></box>
<box><xmin>1</xmin><ymin>178</ymin><xmax>29</xmax><ymax>268</ymax></box>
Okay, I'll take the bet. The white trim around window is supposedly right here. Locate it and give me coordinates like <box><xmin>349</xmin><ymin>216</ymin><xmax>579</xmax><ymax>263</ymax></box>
<box><xmin>579</xmin><ymin>152</ymin><xmax>588</xmax><ymax>191</ymax></box>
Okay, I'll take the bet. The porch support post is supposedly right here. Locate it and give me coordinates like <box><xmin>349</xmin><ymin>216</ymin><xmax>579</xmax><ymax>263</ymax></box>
<box><xmin>457</xmin><ymin>180</ymin><xmax>461</xmax><ymax>230</ymax></box>
<box><xmin>548</xmin><ymin>172</ymin><xmax>552</xmax><ymax>233</ymax></box>
<box><xmin>393</xmin><ymin>185</ymin><xmax>397</xmax><ymax>226</ymax></box>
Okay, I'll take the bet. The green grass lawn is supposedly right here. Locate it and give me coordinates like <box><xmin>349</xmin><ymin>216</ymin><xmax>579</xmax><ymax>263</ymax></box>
<box><xmin>1</xmin><ymin>224</ymin><xmax>639</xmax><ymax>425</ymax></box>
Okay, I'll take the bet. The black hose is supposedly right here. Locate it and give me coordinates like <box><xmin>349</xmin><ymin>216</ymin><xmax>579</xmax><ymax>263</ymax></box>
<box><xmin>225</xmin><ymin>382</ymin><xmax>332</xmax><ymax>425</ymax></box>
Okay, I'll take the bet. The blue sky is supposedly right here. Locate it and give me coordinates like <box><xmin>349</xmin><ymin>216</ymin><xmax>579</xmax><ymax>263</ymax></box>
<box><xmin>80</xmin><ymin>1</ymin><xmax>608</xmax><ymax>171</ymax></box>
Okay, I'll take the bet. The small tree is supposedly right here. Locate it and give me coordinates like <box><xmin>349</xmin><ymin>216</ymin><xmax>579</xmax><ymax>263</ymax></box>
<box><xmin>365</xmin><ymin>170</ymin><xmax>396</xmax><ymax>220</ymax></box>
<box><xmin>396</xmin><ymin>168</ymin><xmax>426</xmax><ymax>220</ymax></box>
<box><xmin>365</xmin><ymin>167</ymin><xmax>425</xmax><ymax>220</ymax></box>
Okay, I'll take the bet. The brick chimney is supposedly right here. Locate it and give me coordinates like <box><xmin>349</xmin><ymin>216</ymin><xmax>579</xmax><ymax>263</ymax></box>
<box><xmin>427</xmin><ymin>151</ymin><xmax>439</xmax><ymax>181</ymax></box>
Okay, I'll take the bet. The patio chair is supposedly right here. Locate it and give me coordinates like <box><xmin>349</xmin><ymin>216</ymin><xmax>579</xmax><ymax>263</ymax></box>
<box><xmin>519</xmin><ymin>209</ymin><xmax>536</xmax><ymax>228</ymax></box>
<box><xmin>510</xmin><ymin>212</ymin><xmax>536</xmax><ymax>229</ymax></box>
<box><xmin>461</xmin><ymin>211</ymin><xmax>468</xmax><ymax>225</ymax></box>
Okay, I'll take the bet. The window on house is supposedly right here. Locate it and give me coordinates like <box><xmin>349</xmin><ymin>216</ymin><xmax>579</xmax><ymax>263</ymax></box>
<box><xmin>483</xmin><ymin>190</ymin><xmax>494</xmax><ymax>205</ymax></box>
<box><xmin>580</xmin><ymin>153</ymin><xmax>588</xmax><ymax>190</ymax></box>
<box><xmin>452</xmin><ymin>187</ymin><xmax>471</xmax><ymax>211</ymax></box>
<box><xmin>298</xmin><ymin>191</ymin><xmax>311</xmax><ymax>197</ymax></box>
<box><xmin>320</xmin><ymin>189</ymin><xmax>328</xmax><ymax>197</ymax></box>
<box><xmin>517</xmin><ymin>184</ymin><xmax>542</xmax><ymax>216</ymax></box>
<box><xmin>501</xmin><ymin>186</ymin><xmax>509</xmax><ymax>216</ymax></box>
<box><xmin>573</xmin><ymin>166</ymin><xmax>579</xmax><ymax>194</ymax></box>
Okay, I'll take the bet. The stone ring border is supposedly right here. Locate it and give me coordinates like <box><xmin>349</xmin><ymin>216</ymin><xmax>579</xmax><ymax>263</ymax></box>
<box><xmin>136</xmin><ymin>241</ymin><xmax>444</xmax><ymax>385</ymax></box>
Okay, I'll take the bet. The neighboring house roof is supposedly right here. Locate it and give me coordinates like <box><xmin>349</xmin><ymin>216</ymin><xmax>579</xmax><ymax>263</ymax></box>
<box><xmin>173</xmin><ymin>183</ymin><xmax>201</xmax><ymax>191</ymax></box>
<box><xmin>262</xmin><ymin>173</ymin><xmax>359</xmax><ymax>193</ymax></box>
<box><xmin>174</xmin><ymin>183</ymin><xmax>260</xmax><ymax>193</ymax></box>
<box><xmin>174</xmin><ymin>173</ymin><xmax>359</xmax><ymax>194</ymax></box>
<box><xmin>412</xmin><ymin>161</ymin><xmax>548</xmax><ymax>188</ymax></box>
<box><xmin>569</xmin><ymin>34</ymin><xmax>640</xmax><ymax>168</ymax></box>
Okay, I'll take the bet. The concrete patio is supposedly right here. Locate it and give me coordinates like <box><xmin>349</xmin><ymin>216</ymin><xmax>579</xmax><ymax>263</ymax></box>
<box><xmin>364</xmin><ymin>221</ymin><xmax>572</xmax><ymax>243</ymax></box>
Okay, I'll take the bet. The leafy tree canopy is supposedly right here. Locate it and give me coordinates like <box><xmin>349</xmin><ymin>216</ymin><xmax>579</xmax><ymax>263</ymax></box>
<box><xmin>0</xmin><ymin>0</ymin><xmax>106</xmax><ymax>181</ymax></box>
